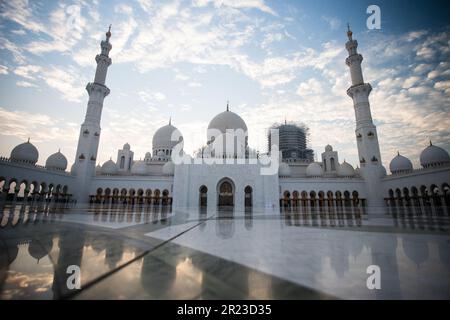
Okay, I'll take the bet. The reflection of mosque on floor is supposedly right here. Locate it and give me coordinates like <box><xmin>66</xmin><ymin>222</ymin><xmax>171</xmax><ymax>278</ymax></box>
<box><xmin>1</xmin><ymin>218</ymin><xmax>450</xmax><ymax>299</ymax></box>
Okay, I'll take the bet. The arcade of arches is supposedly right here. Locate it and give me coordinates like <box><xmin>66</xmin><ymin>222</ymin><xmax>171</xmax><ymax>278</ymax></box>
<box><xmin>0</xmin><ymin>177</ymin><xmax>72</xmax><ymax>206</ymax></box>
<box><xmin>386</xmin><ymin>184</ymin><xmax>450</xmax><ymax>216</ymax></box>
<box><xmin>280</xmin><ymin>190</ymin><xmax>365</xmax><ymax>217</ymax></box>
<box><xmin>91</xmin><ymin>188</ymin><xmax>172</xmax><ymax>206</ymax></box>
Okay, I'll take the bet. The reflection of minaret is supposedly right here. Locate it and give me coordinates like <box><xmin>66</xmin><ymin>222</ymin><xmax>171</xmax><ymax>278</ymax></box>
<box><xmin>345</xmin><ymin>25</ymin><xmax>385</xmax><ymax>213</ymax></box>
<box><xmin>0</xmin><ymin>240</ymin><xmax>19</xmax><ymax>293</ymax></box>
<box><xmin>52</xmin><ymin>230</ymin><xmax>86</xmax><ymax>299</ymax></box>
<box><xmin>367</xmin><ymin>234</ymin><xmax>402</xmax><ymax>299</ymax></box>
<box><xmin>105</xmin><ymin>238</ymin><xmax>124</xmax><ymax>269</ymax></box>
<box><xmin>74</xmin><ymin>26</ymin><xmax>113</xmax><ymax>202</ymax></box>
<box><xmin>402</xmin><ymin>237</ymin><xmax>429</xmax><ymax>267</ymax></box>
<box><xmin>141</xmin><ymin>254</ymin><xmax>176</xmax><ymax>298</ymax></box>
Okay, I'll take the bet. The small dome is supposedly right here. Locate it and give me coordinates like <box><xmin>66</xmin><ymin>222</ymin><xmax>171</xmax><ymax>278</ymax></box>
<box><xmin>355</xmin><ymin>166</ymin><xmax>360</xmax><ymax>175</ymax></box>
<box><xmin>145</xmin><ymin>152</ymin><xmax>152</xmax><ymax>158</ymax></box>
<box><xmin>123</xmin><ymin>143</ymin><xmax>130</xmax><ymax>150</ymax></box>
<box><xmin>95</xmin><ymin>164</ymin><xmax>102</xmax><ymax>175</ymax></box>
<box><xmin>10</xmin><ymin>139</ymin><xmax>39</xmax><ymax>164</ymax></box>
<box><xmin>325</xmin><ymin>144</ymin><xmax>333</xmax><ymax>152</ymax></box>
<box><xmin>131</xmin><ymin>160</ymin><xmax>147</xmax><ymax>175</ymax></box>
<box><xmin>278</xmin><ymin>162</ymin><xmax>291</xmax><ymax>177</ymax></box>
<box><xmin>162</xmin><ymin>161</ymin><xmax>175</xmax><ymax>175</ymax></box>
<box><xmin>389</xmin><ymin>152</ymin><xmax>413</xmax><ymax>174</ymax></box>
<box><xmin>306</xmin><ymin>162</ymin><xmax>323</xmax><ymax>177</ymax></box>
<box><xmin>45</xmin><ymin>150</ymin><xmax>68</xmax><ymax>171</ymax></box>
<box><xmin>420</xmin><ymin>142</ymin><xmax>450</xmax><ymax>168</ymax></box>
<box><xmin>338</xmin><ymin>161</ymin><xmax>355</xmax><ymax>177</ymax></box>
<box><xmin>207</xmin><ymin>109</ymin><xmax>248</xmax><ymax>142</ymax></box>
<box><xmin>101</xmin><ymin>159</ymin><xmax>118</xmax><ymax>175</ymax></box>
<box><xmin>152</xmin><ymin>122</ymin><xmax>183</xmax><ymax>150</ymax></box>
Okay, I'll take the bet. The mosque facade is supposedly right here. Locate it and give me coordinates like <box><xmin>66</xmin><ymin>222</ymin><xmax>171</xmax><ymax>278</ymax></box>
<box><xmin>0</xmin><ymin>27</ymin><xmax>450</xmax><ymax>216</ymax></box>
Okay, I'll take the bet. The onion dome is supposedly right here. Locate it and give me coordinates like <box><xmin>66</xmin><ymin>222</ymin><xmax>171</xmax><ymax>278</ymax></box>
<box><xmin>278</xmin><ymin>162</ymin><xmax>291</xmax><ymax>177</ymax></box>
<box><xmin>131</xmin><ymin>160</ymin><xmax>147</xmax><ymax>175</ymax></box>
<box><xmin>123</xmin><ymin>143</ymin><xmax>130</xmax><ymax>150</ymax></box>
<box><xmin>101</xmin><ymin>158</ymin><xmax>118</xmax><ymax>175</ymax></box>
<box><xmin>45</xmin><ymin>150</ymin><xmax>68</xmax><ymax>171</ymax></box>
<box><xmin>162</xmin><ymin>161</ymin><xmax>175</xmax><ymax>175</ymax></box>
<box><xmin>325</xmin><ymin>144</ymin><xmax>333</xmax><ymax>152</ymax></box>
<box><xmin>10</xmin><ymin>138</ymin><xmax>39</xmax><ymax>165</ymax></box>
<box><xmin>306</xmin><ymin>162</ymin><xmax>323</xmax><ymax>177</ymax></box>
<box><xmin>152</xmin><ymin>120</ymin><xmax>183</xmax><ymax>150</ymax></box>
<box><xmin>207</xmin><ymin>104</ymin><xmax>247</xmax><ymax>144</ymax></box>
<box><xmin>208</xmin><ymin>110</ymin><xmax>247</xmax><ymax>134</ymax></box>
<box><xmin>389</xmin><ymin>152</ymin><xmax>413</xmax><ymax>174</ymax></box>
<box><xmin>338</xmin><ymin>160</ymin><xmax>355</xmax><ymax>177</ymax></box>
<box><xmin>420</xmin><ymin>141</ymin><xmax>450</xmax><ymax>168</ymax></box>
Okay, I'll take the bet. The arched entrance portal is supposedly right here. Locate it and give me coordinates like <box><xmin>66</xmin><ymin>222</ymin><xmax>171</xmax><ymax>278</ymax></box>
<box><xmin>217</xmin><ymin>179</ymin><xmax>234</xmax><ymax>207</ymax></box>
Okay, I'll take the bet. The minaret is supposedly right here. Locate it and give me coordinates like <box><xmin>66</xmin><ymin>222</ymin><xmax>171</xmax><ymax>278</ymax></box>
<box><xmin>74</xmin><ymin>26</ymin><xmax>112</xmax><ymax>202</ymax></box>
<box><xmin>345</xmin><ymin>25</ymin><xmax>385</xmax><ymax>213</ymax></box>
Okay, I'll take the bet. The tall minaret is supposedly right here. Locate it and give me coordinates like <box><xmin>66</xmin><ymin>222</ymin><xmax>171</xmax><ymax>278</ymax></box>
<box><xmin>345</xmin><ymin>25</ymin><xmax>385</xmax><ymax>213</ymax></box>
<box><xmin>74</xmin><ymin>26</ymin><xmax>112</xmax><ymax>202</ymax></box>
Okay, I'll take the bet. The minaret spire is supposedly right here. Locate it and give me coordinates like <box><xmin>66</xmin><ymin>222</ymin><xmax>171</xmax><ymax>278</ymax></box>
<box><xmin>345</xmin><ymin>28</ymin><xmax>384</xmax><ymax>214</ymax></box>
<box><xmin>226</xmin><ymin>100</ymin><xmax>229</xmax><ymax>111</ymax></box>
<box><xmin>347</xmin><ymin>23</ymin><xmax>353</xmax><ymax>40</ymax></box>
<box><xmin>73</xmin><ymin>26</ymin><xmax>113</xmax><ymax>203</ymax></box>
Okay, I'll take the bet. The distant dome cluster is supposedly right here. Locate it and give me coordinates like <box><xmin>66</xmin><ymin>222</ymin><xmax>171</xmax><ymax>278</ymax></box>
<box><xmin>389</xmin><ymin>142</ymin><xmax>450</xmax><ymax>174</ymax></box>
<box><xmin>9</xmin><ymin>139</ymin><xmax>67</xmax><ymax>171</ymax></box>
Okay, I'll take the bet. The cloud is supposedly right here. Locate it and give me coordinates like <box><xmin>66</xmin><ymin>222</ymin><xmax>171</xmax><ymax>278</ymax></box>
<box><xmin>322</xmin><ymin>15</ymin><xmax>341</xmax><ymax>30</ymax></box>
<box><xmin>138</xmin><ymin>91</ymin><xmax>166</xmax><ymax>102</ymax></box>
<box><xmin>188</xmin><ymin>81</ymin><xmax>202</xmax><ymax>87</ymax></box>
<box><xmin>0</xmin><ymin>0</ymin><xmax>47</xmax><ymax>33</ymax></box>
<box><xmin>0</xmin><ymin>107</ymin><xmax>79</xmax><ymax>164</ymax></box>
<box><xmin>0</xmin><ymin>37</ymin><xmax>26</xmax><ymax>64</ymax></box>
<box><xmin>16</xmin><ymin>80</ymin><xmax>37</xmax><ymax>88</ymax></box>
<box><xmin>193</xmin><ymin>0</ymin><xmax>277</xmax><ymax>16</ymax></box>
<box><xmin>13</xmin><ymin>65</ymin><xmax>41</xmax><ymax>80</ymax></box>
<box><xmin>23</xmin><ymin>1</ymin><xmax>99</xmax><ymax>55</ymax></box>
<box><xmin>0</xmin><ymin>65</ymin><xmax>8</xmax><ymax>75</ymax></box>
<box><xmin>296</xmin><ymin>78</ymin><xmax>323</xmax><ymax>96</ymax></box>
<box><xmin>40</xmin><ymin>66</ymin><xmax>86</xmax><ymax>102</ymax></box>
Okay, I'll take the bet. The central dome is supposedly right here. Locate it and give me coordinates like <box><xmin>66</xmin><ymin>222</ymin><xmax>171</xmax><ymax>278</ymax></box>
<box><xmin>152</xmin><ymin>122</ymin><xmax>183</xmax><ymax>150</ymax></box>
<box><xmin>208</xmin><ymin>109</ymin><xmax>248</xmax><ymax>136</ymax></box>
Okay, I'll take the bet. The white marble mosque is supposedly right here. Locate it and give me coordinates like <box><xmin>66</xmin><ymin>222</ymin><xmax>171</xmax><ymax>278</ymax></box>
<box><xmin>0</xmin><ymin>26</ymin><xmax>449</xmax><ymax>217</ymax></box>
<box><xmin>1</xmin><ymin>26</ymin><xmax>450</xmax><ymax>301</ymax></box>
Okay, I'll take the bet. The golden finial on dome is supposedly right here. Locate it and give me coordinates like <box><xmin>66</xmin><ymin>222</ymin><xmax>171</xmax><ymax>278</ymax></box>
<box><xmin>347</xmin><ymin>23</ymin><xmax>353</xmax><ymax>40</ymax></box>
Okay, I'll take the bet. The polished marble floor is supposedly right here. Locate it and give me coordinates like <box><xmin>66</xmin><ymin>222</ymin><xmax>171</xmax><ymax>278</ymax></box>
<box><xmin>1</xmin><ymin>202</ymin><xmax>449</xmax><ymax>299</ymax></box>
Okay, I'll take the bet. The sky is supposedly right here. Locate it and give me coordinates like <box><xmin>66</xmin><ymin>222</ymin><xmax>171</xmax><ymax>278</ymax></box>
<box><xmin>0</xmin><ymin>0</ymin><xmax>449</xmax><ymax>171</ymax></box>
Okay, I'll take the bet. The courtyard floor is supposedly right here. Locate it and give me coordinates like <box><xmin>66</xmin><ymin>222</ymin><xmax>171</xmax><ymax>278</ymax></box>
<box><xmin>1</xmin><ymin>203</ymin><xmax>449</xmax><ymax>299</ymax></box>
